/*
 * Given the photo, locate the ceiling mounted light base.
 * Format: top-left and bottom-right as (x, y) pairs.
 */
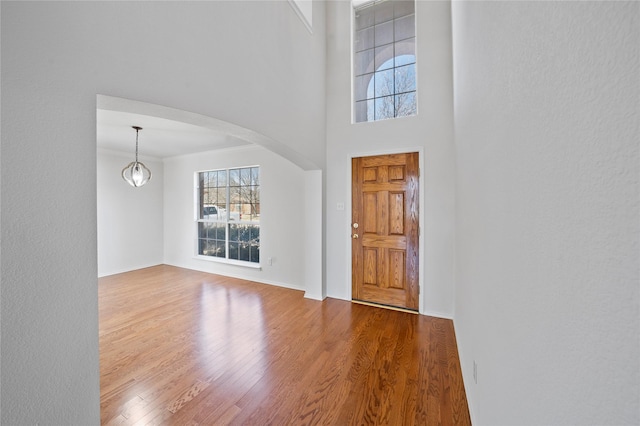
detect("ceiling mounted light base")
(122, 126), (152, 187)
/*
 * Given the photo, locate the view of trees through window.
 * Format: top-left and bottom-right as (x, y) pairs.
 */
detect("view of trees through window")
(354, 0), (417, 122)
(196, 166), (260, 263)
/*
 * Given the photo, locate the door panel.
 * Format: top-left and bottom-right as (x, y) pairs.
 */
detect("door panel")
(389, 193), (404, 234)
(352, 152), (419, 311)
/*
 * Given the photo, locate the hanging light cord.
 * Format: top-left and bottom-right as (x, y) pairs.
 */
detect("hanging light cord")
(134, 127), (140, 163)
(132, 125), (143, 163)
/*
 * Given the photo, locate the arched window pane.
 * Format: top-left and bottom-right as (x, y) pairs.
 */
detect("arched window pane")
(355, 5), (374, 30)
(374, 20), (394, 46)
(354, 0), (417, 123)
(355, 27), (374, 52)
(395, 92), (417, 117)
(355, 49), (375, 75)
(374, 0), (394, 24)
(394, 14), (415, 41)
(394, 51), (416, 67)
(355, 73), (374, 101)
(394, 0), (414, 18)
(374, 69), (394, 98)
(375, 45), (395, 70)
(395, 64), (416, 93)
(375, 95), (395, 120)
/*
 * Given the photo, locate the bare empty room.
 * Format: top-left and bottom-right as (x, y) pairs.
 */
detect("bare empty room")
(2, 0), (638, 425)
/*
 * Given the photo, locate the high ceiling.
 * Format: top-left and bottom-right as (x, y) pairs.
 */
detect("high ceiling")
(96, 109), (252, 159)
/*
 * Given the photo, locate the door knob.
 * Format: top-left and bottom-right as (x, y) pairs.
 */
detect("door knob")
(352, 233), (359, 239)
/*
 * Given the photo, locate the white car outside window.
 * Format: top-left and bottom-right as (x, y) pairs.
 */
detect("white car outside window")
(203, 205), (240, 221)
(203, 205), (225, 221)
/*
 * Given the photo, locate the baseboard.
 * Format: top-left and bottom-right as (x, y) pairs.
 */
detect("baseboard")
(453, 319), (477, 425)
(98, 263), (163, 278)
(304, 291), (326, 301)
(163, 262), (305, 293)
(421, 309), (454, 320)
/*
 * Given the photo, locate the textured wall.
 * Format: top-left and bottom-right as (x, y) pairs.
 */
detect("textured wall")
(452, 1), (639, 423)
(97, 150), (164, 277)
(0, 1), (326, 423)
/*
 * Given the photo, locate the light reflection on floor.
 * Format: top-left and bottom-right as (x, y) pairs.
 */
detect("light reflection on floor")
(197, 282), (267, 381)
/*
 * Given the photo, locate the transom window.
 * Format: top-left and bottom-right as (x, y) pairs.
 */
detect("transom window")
(354, 0), (417, 122)
(196, 166), (260, 264)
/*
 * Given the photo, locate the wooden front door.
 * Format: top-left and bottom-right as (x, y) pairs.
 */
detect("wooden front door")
(352, 152), (419, 311)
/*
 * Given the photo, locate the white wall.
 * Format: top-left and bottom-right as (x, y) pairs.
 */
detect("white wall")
(452, 1), (639, 424)
(0, 1), (326, 424)
(97, 149), (164, 277)
(325, 1), (456, 317)
(163, 145), (306, 290)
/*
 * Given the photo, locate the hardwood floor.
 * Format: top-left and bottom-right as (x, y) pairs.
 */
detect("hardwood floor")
(100, 265), (471, 425)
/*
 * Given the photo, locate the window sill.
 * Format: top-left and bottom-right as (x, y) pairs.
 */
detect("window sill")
(194, 255), (262, 270)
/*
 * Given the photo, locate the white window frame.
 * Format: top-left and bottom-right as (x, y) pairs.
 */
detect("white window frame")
(352, 0), (418, 123)
(194, 166), (261, 268)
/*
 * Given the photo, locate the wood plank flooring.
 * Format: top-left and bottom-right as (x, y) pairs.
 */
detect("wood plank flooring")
(100, 265), (471, 425)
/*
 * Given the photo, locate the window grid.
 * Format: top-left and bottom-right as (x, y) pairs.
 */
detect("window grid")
(196, 167), (260, 264)
(354, 0), (417, 123)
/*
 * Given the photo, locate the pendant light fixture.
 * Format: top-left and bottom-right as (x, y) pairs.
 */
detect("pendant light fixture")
(122, 126), (152, 187)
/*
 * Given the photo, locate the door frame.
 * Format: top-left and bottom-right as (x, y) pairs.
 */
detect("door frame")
(346, 147), (425, 315)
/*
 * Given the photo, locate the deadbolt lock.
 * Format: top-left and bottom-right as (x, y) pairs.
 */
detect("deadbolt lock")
(353, 223), (359, 229)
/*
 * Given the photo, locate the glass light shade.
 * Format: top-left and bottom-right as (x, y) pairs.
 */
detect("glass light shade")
(122, 161), (152, 187)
